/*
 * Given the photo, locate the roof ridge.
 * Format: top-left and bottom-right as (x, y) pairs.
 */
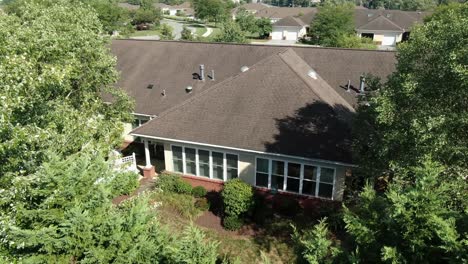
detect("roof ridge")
(358, 14), (404, 31)
(277, 49), (355, 112)
(132, 49), (290, 130)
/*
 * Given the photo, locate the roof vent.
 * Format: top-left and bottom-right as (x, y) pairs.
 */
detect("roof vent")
(386, 13), (391, 18)
(367, 13), (373, 17)
(240, 66), (249, 72)
(186, 86), (193, 93)
(147, 84), (154, 89)
(307, 70), (318, 80)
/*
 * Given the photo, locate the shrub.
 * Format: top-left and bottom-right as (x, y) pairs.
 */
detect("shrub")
(192, 186), (207, 198)
(221, 178), (253, 217)
(156, 173), (192, 194)
(223, 215), (243, 231)
(194, 197), (210, 211)
(110, 172), (139, 196)
(152, 192), (200, 218)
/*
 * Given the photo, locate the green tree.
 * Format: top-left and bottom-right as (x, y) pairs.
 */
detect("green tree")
(353, 3), (468, 179)
(192, 0), (227, 23)
(235, 8), (258, 33)
(214, 20), (247, 43)
(256, 17), (273, 38)
(181, 25), (194, 40)
(160, 23), (174, 40)
(131, 6), (162, 25)
(309, 3), (355, 47)
(0, 0), (133, 183)
(82, 0), (131, 34)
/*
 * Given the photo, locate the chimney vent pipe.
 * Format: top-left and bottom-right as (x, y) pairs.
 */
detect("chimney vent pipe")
(199, 64), (205, 81)
(359, 75), (365, 93)
(211, 70), (215, 81)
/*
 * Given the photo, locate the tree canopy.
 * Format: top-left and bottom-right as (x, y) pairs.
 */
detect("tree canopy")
(192, 0), (228, 23)
(214, 20), (247, 43)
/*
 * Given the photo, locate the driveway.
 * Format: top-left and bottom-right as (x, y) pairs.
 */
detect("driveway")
(161, 19), (196, 40)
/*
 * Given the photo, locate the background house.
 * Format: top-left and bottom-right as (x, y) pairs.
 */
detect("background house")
(110, 40), (396, 201)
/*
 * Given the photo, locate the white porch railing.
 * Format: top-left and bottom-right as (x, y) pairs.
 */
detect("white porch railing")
(114, 152), (138, 173)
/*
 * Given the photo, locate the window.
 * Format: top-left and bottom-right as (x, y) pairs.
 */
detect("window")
(185, 148), (196, 175)
(286, 163), (300, 193)
(318, 168), (334, 198)
(212, 152), (224, 180)
(172, 146), (183, 173)
(198, 150), (210, 177)
(255, 157), (336, 199)
(256, 158), (269, 187)
(271, 160), (284, 191)
(302, 165), (317, 195)
(226, 154), (238, 180)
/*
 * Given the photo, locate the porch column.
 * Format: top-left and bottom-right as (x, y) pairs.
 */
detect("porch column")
(144, 139), (151, 168)
(142, 139), (155, 178)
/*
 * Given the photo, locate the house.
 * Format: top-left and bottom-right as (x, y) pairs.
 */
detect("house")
(117, 2), (140, 11)
(270, 11), (316, 41)
(270, 8), (430, 45)
(354, 9), (430, 46)
(231, 3), (271, 19)
(111, 40), (396, 201)
(155, 2), (195, 18)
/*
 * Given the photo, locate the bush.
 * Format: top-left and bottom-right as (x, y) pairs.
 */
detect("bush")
(110, 172), (139, 196)
(223, 215), (243, 231)
(152, 192), (200, 218)
(156, 173), (193, 194)
(192, 186), (207, 198)
(194, 197), (210, 211)
(221, 178), (253, 217)
(274, 196), (300, 217)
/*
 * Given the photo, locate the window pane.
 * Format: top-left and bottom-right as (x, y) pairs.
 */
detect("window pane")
(320, 168), (334, 184)
(257, 158), (269, 173)
(302, 180), (316, 195)
(199, 163), (209, 177)
(288, 163), (300, 178)
(212, 165), (223, 180)
(226, 154), (237, 168)
(186, 161), (196, 175)
(272, 160), (284, 175)
(227, 168), (238, 180)
(286, 178), (300, 193)
(271, 175), (284, 191)
(172, 146), (182, 160)
(185, 148), (196, 162)
(212, 152), (223, 166)
(198, 150), (209, 163)
(256, 172), (268, 187)
(318, 183), (333, 198)
(173, 159), (183, 173)
(304, 165), (317, 180)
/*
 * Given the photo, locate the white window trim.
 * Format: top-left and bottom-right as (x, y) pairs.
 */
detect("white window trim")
(254, 156), (336, 200)
(170, 144), (239, 182)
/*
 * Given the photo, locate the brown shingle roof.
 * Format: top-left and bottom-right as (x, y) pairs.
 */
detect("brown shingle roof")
(354, 9), (431, 31)
(110, 40), (396, 116)
(118, 3), (140, 10)
(132, 49), (356, 162)
(255, 7), (317, 20)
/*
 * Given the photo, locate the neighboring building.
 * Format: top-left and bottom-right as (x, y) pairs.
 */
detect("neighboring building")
(155, 2), (195, 18)
(110, 40), (396, 201)
(270, 8), (430, 45)
(117, 2), (140, 11)
(231, 3), (271, 19)
(354, 9), (430, 46)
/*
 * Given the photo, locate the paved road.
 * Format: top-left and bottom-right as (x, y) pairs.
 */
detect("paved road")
(130, 19), (201, 40)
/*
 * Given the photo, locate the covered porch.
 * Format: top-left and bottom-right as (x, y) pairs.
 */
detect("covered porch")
(120, 139), (166, 177)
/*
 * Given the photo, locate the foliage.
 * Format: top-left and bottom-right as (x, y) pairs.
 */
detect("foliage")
(192, 185), (208, 197)
(292, 219), (343, 264)
(223, 215), (244, 231)
(192, 0), (227, 22)
(363, 0), (443, 10)
(0, 152), (172, 262)
(255, 17), (273, 38)
(0, 0), (133, 184)
(83, 0), (132, 34)
(353, 3), (468, 180)
(195, 197), (210, 211)
(152, 191), (201, 218)
(131, 6), (162, 25)
(160, 23), (174, 40)
(109, 171), (139, 196)
(308, 3), (355, 47)
(343, 160), (468, 263)
(235, 8), (258, 33)
(156, 172), (192, 194)
(274, 196), (301, 217)
(170, 225), (220, 263)
(336, 34), (377, 49)
(214, 20), (247, 43)
(221, 178), (253, 217)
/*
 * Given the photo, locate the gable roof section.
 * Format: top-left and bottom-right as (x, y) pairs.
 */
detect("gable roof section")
(354, 9), (431, 31)
(357, 15), (404, 31)
(132, 49), (355, 163)
(274, 15), (307, 27)
(111, 40), (396, 116)
(255, 7), (316, 20)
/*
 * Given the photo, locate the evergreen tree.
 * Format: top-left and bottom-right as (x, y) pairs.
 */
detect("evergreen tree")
(181, 26), (194, 40)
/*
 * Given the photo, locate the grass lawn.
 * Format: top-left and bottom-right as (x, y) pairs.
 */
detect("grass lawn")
(129, 29), (161, 37)
(186, 23), (207, 37)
